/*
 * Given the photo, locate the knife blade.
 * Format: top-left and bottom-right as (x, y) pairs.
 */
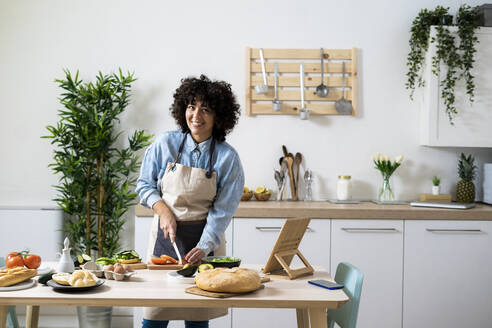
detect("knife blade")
(172, 241), (182, 265)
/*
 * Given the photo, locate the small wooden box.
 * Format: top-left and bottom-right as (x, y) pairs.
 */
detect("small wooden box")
(419, 194), (452, 202)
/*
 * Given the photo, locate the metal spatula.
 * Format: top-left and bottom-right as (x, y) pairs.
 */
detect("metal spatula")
(335, 62), (353, 115)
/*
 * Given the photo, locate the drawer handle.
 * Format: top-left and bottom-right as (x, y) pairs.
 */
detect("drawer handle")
(255, 227), (315, 232)
(341, 228), (399, 232)
(426, 228), (483, 233)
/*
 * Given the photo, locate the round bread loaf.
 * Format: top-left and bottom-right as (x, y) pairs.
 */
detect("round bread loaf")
(194, 267), (261, 293)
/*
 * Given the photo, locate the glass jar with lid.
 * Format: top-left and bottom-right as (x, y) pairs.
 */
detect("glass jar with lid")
(337, 175), (352, 200)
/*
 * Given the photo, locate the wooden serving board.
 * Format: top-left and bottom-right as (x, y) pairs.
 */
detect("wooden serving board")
(125, 262), (147, 270)
(147, 263), (183, 270)
(185, 284), (265, 298)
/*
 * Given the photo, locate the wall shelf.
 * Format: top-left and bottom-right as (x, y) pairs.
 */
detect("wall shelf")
(245, 47), (358, 116)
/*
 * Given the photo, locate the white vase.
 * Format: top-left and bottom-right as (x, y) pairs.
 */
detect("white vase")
(432, 185), (440, 195)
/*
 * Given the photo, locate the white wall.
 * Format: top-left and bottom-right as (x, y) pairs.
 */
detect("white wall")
(1, 0), (491, 208)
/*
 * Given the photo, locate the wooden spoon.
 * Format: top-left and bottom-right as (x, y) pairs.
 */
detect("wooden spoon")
(283, 156), (297, 200)
(294, 153), (303, 199)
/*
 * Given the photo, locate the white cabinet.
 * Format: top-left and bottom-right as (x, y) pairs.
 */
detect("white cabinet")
(403, 220), (492, 328)
(331, 220), (403, 328)
(232, 218), (330, 328)
(420, 26), (492, 147)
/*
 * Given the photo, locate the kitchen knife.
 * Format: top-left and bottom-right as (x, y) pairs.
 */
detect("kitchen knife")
(172, 241), (182, 265)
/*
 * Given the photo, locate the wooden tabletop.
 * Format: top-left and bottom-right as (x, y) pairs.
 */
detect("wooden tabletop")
(136, 202), (492, 220)
(0, 264), (347, 310)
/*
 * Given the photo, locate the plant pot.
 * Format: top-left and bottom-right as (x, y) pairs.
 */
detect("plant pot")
(432, 185), (440, 195)
(77, 306), (112, 328)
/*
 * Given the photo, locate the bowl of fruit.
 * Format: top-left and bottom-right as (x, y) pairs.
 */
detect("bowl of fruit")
(241, 187), (253, 201)
(254, 186), (271, 201)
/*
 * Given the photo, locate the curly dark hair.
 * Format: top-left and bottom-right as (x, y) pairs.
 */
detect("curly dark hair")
(170, 74), (241, 142)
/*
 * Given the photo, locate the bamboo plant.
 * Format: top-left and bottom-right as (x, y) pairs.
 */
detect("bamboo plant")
(43, 69), (152, 257)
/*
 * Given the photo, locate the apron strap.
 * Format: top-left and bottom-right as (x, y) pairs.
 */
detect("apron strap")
(171, 133), (216, 179)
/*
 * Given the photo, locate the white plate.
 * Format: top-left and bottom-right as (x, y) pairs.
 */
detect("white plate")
(167, 270), (195, 283)
(0, 279), (36, 292)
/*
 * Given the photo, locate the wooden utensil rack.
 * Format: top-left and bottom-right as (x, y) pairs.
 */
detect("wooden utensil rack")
(245, 47), (358, 116)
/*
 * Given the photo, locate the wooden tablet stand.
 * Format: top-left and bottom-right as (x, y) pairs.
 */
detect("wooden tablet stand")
(262, 217), (314, 280)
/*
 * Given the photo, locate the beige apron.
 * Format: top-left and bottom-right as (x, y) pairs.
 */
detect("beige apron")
(144, 136), (227, 321)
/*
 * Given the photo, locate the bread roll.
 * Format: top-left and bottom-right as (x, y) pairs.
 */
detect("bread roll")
(194, 267), (261, 293)
(68, 271), (97, 287)
(0, 267), (37, 287)
(52, 273), (72, 286)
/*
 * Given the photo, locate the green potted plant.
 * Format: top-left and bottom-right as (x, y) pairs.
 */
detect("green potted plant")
(406, 5), (480, 124)
(432, 176), (441, 195)
(44, 69), (152, 258)
(43, 69), (152, 327)
(456, 153), (477, 203)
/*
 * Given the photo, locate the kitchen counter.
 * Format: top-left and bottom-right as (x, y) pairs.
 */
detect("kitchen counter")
(135, 201), (492, 220)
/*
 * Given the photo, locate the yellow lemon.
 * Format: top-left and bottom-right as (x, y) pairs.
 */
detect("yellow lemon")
(244, 187), (250, 192)
(255, 186), (266, 194)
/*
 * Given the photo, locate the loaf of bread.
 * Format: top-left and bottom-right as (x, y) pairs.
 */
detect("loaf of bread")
(68, 271), (97, 287)
(0, 267), (37, 287)
(194, 267), (261, 293)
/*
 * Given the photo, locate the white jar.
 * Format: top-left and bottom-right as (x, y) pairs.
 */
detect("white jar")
(337, 176), (352, 200)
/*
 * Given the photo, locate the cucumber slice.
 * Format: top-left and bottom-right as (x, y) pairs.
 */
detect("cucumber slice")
(82, 254), (92, 261)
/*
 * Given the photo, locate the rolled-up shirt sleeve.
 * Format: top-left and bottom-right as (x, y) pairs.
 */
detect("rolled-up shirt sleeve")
(136, 141), (162, 209)
(196, 151), (244, 255)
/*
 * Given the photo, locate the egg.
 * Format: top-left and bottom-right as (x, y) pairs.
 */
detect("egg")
(113, 264), (125, 274)
(123, 264), (133, 272)
(104, 265), (114, 271)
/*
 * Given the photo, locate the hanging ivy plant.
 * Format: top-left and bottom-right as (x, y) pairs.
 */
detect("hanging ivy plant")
(457, 5), (480, 103)
(406, 5), (480, 125)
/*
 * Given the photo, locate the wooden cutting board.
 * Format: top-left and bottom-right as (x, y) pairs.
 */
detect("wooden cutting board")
(126, 262), (147, 270)
(185, 284), (265, 298)
(147, 263), (183, 270)
(185, 277), (270, 298)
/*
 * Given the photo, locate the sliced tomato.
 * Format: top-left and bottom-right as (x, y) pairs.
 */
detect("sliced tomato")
(24, 254), (41, 269)
(151, 257), (170, 265)
(159, 255), (178, 264)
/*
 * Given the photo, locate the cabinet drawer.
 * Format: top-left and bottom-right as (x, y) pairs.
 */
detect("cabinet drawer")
(331, 220), (403, 328)
(232, 218), (330, 328)
(404, 220), (492, 328)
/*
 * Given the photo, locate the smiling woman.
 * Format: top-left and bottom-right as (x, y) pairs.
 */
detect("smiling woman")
(136, 74), (244, 328)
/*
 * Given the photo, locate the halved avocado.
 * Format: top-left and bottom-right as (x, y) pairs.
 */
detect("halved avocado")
(198, 263), (214, 272)
(176, 264), (198, 277)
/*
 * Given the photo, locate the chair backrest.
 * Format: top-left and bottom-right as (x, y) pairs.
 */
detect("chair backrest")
(326, 262), (364, 328)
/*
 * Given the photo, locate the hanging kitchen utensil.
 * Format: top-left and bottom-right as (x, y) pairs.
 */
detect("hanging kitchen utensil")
(334, 62), (353, 115)
(273, 62), (281, 111)
(254, 48), (269, 94)
(299, 63), (309, 120)
(315, 48), (329, 98)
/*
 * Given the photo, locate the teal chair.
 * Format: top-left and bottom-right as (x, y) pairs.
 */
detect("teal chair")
(326, 262), (364, 328)
(0, 257), (20, 328)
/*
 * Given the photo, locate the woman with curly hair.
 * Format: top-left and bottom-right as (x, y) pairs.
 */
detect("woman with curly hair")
(136, 75), (244, 328)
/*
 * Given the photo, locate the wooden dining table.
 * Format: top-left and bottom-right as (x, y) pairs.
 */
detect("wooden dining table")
(0, 264), (348, 328)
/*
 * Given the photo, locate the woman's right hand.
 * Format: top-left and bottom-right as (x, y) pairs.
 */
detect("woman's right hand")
(153, 200), (177, 243)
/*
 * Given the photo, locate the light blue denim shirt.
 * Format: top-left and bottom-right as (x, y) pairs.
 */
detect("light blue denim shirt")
(136, 130), (245, 255)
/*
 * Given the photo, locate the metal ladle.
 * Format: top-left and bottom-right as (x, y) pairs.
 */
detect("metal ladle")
(316, 48), (329, 97)
(334, 62), (353, 115)
(254, 48), (269, 94)
(272, 62), (281, 111)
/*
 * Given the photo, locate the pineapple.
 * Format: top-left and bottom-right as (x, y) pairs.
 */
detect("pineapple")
(456, 153), (477, 203)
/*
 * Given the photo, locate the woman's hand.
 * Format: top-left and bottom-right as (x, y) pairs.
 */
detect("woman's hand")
(153, 200), (177, 243)
(185, 248), (205, 265)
